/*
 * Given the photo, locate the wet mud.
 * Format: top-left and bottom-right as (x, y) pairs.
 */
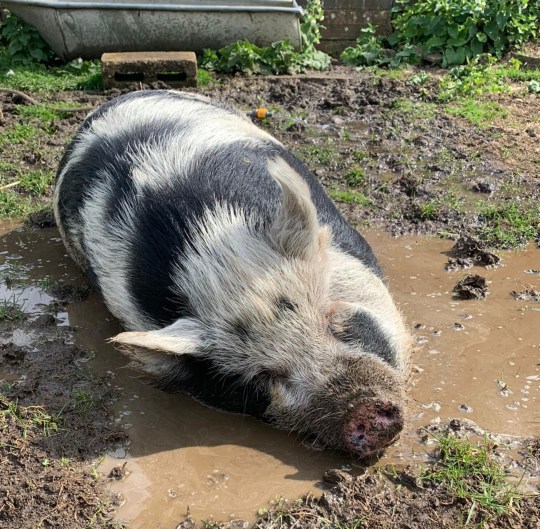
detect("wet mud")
(0, 222), (538, 528)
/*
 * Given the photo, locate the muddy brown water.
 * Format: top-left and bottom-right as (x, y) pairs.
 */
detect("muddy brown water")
(0, 222), (538, 528)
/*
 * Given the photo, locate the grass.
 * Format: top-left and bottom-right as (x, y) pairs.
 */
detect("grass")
(478, 201), (540, 248)
(422, 433), (526, 523)
(0, 295), (26, 322)
(197, 68), (217, 87)
(0, 123), (40, 148)
(0, 50), (102, 92)
(329, 189), (372, 207)
(73, 389), (99, 414)
(19, 169), (54, 196)
(392, 98), (438, 120)
(343, 167), (367, 187)
(300, 145), (335, 166)
(445, 99), (508, 128)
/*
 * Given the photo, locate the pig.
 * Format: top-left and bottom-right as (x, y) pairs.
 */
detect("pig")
(54, 90), (411, 456)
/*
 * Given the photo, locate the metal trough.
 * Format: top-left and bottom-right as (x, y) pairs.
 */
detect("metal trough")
(1, 0), (304, 60)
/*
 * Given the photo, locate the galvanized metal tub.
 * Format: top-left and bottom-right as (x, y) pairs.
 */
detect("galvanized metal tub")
(1, 0), (304, 60)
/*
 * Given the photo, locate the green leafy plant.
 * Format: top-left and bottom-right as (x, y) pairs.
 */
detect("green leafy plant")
(341, 24), (420, 68)
(200, 0), (330, 75)
(390, 0), (540, 67)
(528, 79), (540, 93)
(0, 14), (53, 64)
(438, 56), (510, 101)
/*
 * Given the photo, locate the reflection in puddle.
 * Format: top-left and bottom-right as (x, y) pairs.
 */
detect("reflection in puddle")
(0, 223), (538, 528)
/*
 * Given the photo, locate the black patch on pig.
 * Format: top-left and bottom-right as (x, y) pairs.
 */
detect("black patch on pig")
(334, 311), (398, 368)
(276, 297), (298, 312)
(232, 320), (251, 342)
(158, 356), (271, 418)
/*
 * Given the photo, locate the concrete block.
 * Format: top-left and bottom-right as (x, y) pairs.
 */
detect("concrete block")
(102, 51), (197, 89)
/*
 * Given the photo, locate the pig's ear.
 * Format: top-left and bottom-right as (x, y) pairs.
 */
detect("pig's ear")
(109, 318), (205, 377)
(267, 157), (327, 260)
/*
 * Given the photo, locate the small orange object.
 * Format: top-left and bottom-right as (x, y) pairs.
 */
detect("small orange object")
(247, 108), (273, 120)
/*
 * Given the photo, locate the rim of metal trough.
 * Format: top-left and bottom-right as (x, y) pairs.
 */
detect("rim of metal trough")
(2, 0), (304, 13)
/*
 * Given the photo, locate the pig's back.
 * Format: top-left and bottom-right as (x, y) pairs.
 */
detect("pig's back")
(54, 91), (382, 328)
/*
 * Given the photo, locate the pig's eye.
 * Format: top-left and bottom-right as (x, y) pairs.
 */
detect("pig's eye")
(276, 297), (298, 313)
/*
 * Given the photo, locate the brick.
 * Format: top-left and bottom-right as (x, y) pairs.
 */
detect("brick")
(101, 51), (197, 89)
(322, 10), (391, 39)
(317, 39), (358, 56)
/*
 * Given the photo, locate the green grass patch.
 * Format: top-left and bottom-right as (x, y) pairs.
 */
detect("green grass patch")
(344, 167), (367, 187)
(0, 190), (42, 219)
(329, 189), (372, 207)
(478, 201), (540, 248)
(0, 51), (102, 92)
(299, 145), (334, 166)
(0, 123), (39, 148)
(422, 433), (525, 523)
(16, 104), (63, 121)
(446, 99), (508, 127)
(197, 68), (217, 87)
(392, 98), (437, 120)
(18, 169), (54, 196)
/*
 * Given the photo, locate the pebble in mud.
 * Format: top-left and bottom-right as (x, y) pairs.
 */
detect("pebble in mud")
(458, 404), (473, 413)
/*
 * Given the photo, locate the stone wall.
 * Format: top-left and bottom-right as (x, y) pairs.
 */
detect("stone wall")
(298, 0), (393, 55)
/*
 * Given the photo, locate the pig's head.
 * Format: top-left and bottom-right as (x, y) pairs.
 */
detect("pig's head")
(111, 157), (411, 457)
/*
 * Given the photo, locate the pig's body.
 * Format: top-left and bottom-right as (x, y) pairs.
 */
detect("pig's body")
(55, 91), (411, 455)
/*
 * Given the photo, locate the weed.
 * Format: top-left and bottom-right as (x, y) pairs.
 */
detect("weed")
(0, 14), (53, 64)
(344, 167), (366, 187)
(446, 99), (508, 127)
(422, 432), (526, 521)
(73, 389), (99, 414)
(409, 71), (431, 86)
(329, 189), (372, 207)
(528, 79), (540, 93)
(0, 295), (26, 322)
(197, 68), (216, 87)
(417, 200), (439, 220)
(351, 150), (367, 162)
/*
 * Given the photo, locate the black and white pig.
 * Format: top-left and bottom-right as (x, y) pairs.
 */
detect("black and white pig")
(54, 90), (411, 456)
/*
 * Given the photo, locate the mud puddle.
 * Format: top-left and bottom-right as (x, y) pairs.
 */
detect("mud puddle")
(0, 223), (538, 528)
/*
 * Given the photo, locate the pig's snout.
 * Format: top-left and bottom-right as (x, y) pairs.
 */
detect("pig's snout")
(344, 398), (403, 456)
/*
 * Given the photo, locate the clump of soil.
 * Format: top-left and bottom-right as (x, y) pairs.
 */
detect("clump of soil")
(453, 274), (489, 299)
(511, 288), (540, 302)
(445, 236), (501, 271)
(46, 282), (91, 303)
(26, 208), (57, 229)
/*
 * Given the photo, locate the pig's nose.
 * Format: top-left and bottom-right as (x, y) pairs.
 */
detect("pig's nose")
(344, 398), (403, 455)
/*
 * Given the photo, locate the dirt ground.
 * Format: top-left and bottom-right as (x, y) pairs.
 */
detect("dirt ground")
(0, 66), (539, 528)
